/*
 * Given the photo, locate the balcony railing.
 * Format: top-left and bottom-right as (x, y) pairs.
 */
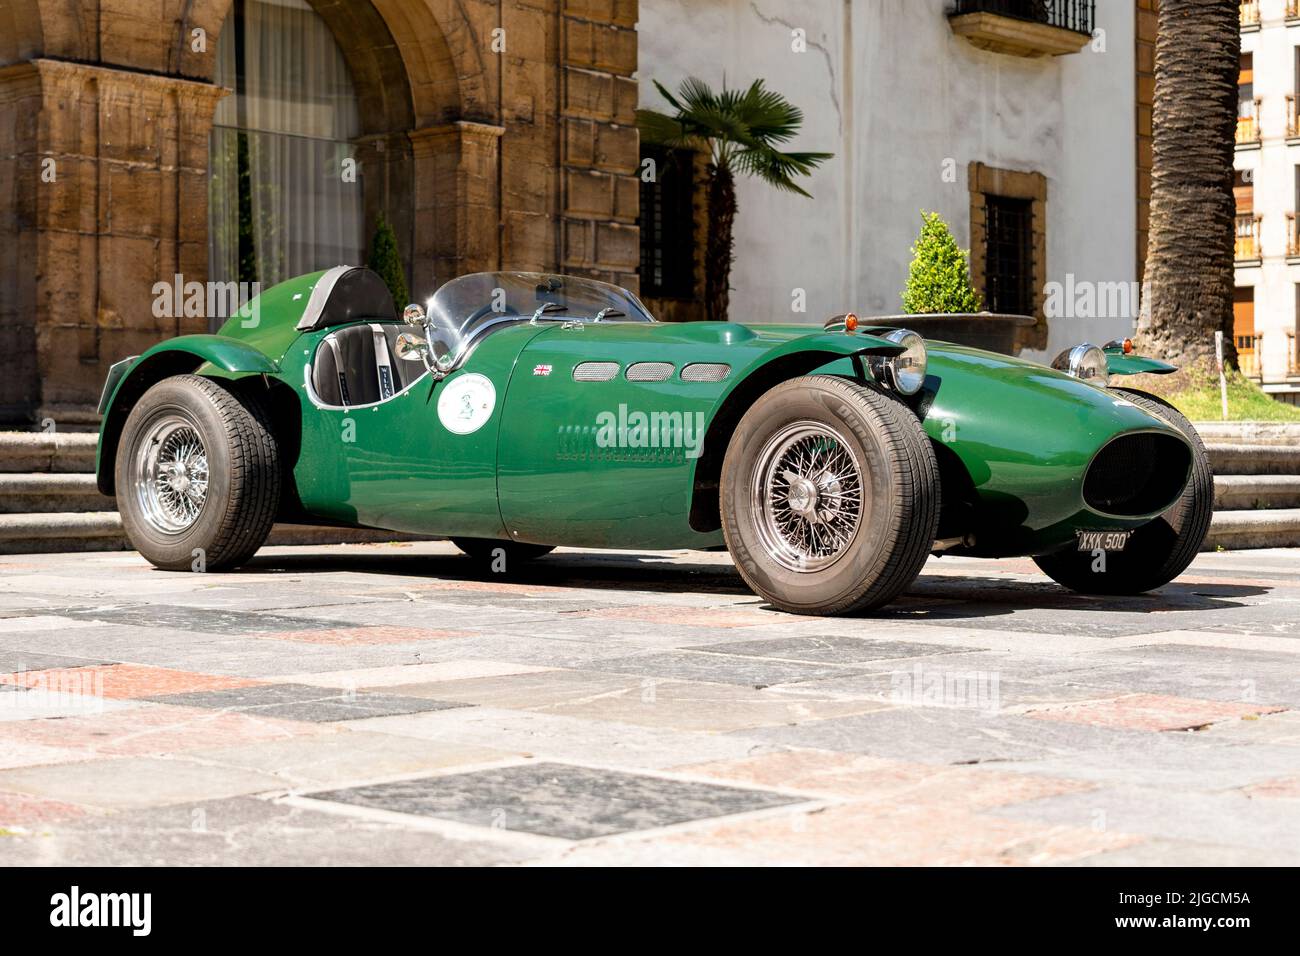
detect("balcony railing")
(951, 1), (1096, 37)
(1237, 333), (1262, 378)
(1288, 213), (1300, 257)
(1290, 0), (1300, 21)
(1241, 1), (1261, 28)
(1289, 95), (1300, 138)
(1237, 99), (1262, 145)
(1236, 213), (1262, 260)
(1290, 332), (1299, 377)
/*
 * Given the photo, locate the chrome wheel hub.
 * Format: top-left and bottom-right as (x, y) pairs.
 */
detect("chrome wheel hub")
(133, 415), (209, 535)
(751, 421), (865, 573)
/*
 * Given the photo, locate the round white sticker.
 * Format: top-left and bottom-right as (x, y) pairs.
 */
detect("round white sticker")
(437, 373), (496, 435)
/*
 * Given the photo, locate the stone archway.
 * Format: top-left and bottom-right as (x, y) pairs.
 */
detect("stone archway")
(191, 0), (496, 296)
(0, 0), (44, 66)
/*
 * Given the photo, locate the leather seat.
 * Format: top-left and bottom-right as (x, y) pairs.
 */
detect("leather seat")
(311, 323), (410, 406)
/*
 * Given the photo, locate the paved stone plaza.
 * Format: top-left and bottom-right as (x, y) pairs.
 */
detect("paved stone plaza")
(0, 542), (1297, 866)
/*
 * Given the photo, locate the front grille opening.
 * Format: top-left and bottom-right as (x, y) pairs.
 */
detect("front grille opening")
(1083, 433), (1192, 516)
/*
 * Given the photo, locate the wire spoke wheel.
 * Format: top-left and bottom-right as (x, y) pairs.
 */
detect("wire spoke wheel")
(750, 420), (865, 572)
(133, 414), (210, 535)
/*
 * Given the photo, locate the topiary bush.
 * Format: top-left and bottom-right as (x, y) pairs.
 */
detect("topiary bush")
(901, 211), (982, 314)
(367, 213), (409, 308)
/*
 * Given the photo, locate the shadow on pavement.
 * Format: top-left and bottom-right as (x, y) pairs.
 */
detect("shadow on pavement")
(234, 550), (1272, 618)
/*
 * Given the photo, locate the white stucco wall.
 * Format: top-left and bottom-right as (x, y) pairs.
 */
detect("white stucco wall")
(637, 0), (1137, 358)
(1236, 0), (1298, 386)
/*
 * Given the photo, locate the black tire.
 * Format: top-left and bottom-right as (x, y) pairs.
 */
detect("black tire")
(721, 375), (940, 615)
(1033, 388), (1212, 595)
(452, 538), (555, 567)
(116, 374), (280, 571)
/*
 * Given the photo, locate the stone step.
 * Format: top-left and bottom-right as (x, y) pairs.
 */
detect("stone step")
(1193, 422), (1300, 446)
(1214, 474), (1300, 511)
(0, 473), (115, 513)
(0, 512), (435, 555)
(0, 431), (98, 473)
(1205, 508), (1300, 551)
(1206, 443), (1300, 476)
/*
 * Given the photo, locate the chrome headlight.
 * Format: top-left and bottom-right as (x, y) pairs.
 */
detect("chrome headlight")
(868, 329), (928, 396)
(1051, 343), (1109, 387)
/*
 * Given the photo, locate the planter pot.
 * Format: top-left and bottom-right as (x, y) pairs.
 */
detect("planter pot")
(869, 313), (1035, 356)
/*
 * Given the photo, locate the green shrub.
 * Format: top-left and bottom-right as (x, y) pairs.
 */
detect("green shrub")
(367, 213), (409, 308)
(901, 211), (982, 314)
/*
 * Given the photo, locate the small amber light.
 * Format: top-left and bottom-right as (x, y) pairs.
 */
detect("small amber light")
(845, 313), (859, 333)
(1123, 337), (1134, 354)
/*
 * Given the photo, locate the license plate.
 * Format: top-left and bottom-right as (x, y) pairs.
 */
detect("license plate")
(1077, 530), (1131, 552)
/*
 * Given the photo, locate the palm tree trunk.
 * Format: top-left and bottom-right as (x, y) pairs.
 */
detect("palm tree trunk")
(706, 163), (737, 323)
(1140, 0), (1239, 367)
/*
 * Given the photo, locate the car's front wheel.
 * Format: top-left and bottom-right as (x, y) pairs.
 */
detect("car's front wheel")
(116, 374), (280, 571)
(1033, 388), (1212, 595)
(720, 375), (939, 615)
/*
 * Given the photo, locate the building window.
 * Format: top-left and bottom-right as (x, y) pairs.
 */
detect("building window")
(967, 162), (1047, 347)
(638, 145), (697, 301)
(1293, 286), (1300, 378)
(1235, 286), (1259, 379)
(1235, 170), (1261, 262)
(1237, 53), (1261, 146)
(983, 196), (1034, 316)
(209, 0), (365, 299)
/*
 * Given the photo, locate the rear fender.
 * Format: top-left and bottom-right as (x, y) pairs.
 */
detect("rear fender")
(95, 336), (279, 495)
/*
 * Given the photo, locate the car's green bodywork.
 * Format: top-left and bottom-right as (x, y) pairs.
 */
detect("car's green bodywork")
(97, 268), (1191, 560)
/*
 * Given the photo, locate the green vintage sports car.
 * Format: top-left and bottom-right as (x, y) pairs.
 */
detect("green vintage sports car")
(96, 267), (1211, 615)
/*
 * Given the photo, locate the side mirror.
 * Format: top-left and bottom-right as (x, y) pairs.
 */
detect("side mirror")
(402, 303), (426, 327)
(394, 331), (429, 362)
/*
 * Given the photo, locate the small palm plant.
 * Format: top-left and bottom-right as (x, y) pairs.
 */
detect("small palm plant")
(638, 78), (831, 322)
(901, 212), (983, 314)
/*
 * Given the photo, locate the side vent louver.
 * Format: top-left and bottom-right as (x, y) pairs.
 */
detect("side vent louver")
(681, 363), (731, 383)
(626, 362), (674, 382)
(573, 361), (619, 382)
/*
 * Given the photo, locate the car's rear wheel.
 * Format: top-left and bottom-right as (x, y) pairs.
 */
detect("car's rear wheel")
(116, 374), (280, 571)
(452, 538), (555, 567)
(1033, 388), (1212, 595)
(721, 375), (939, 615)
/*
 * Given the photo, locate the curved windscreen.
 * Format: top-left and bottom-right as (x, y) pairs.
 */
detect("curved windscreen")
(424, 272), (655, 362)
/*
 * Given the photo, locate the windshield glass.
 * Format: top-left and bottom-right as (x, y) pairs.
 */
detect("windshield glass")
(424, 272), (655, 363)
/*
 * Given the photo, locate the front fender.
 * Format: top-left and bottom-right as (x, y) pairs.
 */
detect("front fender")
(757, 330), (906, 365)
(684, 330), (906, 533)
(1106, 352), (1177, 376)
(95, 335), (280, 495)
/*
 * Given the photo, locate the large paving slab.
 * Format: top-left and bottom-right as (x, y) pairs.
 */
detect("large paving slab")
(0, 541), (1297, 865)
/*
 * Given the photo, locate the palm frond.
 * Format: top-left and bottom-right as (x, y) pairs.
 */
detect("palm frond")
(645, 75), (832, 197)
(733, 147), (832, 197)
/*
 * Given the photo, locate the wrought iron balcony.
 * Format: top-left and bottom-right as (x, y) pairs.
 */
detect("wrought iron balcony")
(1241, 1), (1261, 30)
(949, 1), (1095, 57)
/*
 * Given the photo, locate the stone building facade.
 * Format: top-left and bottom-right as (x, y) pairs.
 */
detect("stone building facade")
(0, 0), (640, 425)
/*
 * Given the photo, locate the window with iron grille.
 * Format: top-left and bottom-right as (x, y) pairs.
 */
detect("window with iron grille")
(639, 146), (697, 300)
(984, 195), (1034, 315)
